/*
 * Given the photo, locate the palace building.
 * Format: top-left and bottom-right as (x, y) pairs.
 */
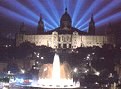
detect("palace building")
(16, 8), (115, 49)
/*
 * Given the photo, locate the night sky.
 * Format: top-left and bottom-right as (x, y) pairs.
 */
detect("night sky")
(0, 0), (121, 38)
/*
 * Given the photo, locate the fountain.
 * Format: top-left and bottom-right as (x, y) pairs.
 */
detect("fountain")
(52, 53), (60, 83)
(37, 53), (80, 88)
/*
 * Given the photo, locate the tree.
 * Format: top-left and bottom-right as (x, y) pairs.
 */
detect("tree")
(6, 63), (20, 73)
(15, 41), (35, 59)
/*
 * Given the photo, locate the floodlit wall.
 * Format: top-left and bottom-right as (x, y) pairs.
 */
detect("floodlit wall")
(16, 31), (115, 49)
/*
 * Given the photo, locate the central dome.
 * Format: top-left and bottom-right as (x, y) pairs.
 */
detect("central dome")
(60, 8), (72, 28)
(61, 8), (71, 22)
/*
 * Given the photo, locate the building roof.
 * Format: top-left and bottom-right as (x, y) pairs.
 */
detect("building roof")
(44, 27), (87, 35)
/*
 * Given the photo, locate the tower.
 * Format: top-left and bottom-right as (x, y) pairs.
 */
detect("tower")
(60, 8), (72, 30)
(88, 14), (95, 35)
(37, 15), (44, 34)
(19, 22), (25, 34)
(106, 23), (114, 35)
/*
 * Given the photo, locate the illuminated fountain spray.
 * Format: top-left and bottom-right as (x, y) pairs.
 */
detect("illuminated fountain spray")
(52, 53), (60, 83)
(37, 53), (80, 88)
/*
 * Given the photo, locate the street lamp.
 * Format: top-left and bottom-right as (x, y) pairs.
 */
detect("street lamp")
(95, 71), (100, 76)
(74, 68), (78, 73)
(84, 69), (89, 73)
(36, 61), (39, 64)
(37, 53), (40, 58)
(21, 69), (25, 74)
(41, 56), (44, 60)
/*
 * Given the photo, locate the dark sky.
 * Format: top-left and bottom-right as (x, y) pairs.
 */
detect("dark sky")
(0, 0), (121, 38)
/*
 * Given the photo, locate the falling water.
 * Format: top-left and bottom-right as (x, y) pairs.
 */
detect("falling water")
(52, 53), (60, 82)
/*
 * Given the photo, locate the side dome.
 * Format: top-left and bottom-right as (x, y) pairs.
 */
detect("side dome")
(60, 8), (72, 28)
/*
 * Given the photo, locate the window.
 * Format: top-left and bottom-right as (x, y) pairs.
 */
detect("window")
(63, 44), (67, 48)
(69, 44), (71, 48)
(58, 37), (60, 41)
(58, 44), (61, 48)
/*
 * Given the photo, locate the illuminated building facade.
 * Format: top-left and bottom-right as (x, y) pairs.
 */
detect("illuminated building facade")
(16, 8), (115, 49)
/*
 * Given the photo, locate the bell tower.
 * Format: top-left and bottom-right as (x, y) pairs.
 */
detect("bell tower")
(19, 22), (25, 34)
(37, 15), (44, 34)
(88, 14), (95, 35)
